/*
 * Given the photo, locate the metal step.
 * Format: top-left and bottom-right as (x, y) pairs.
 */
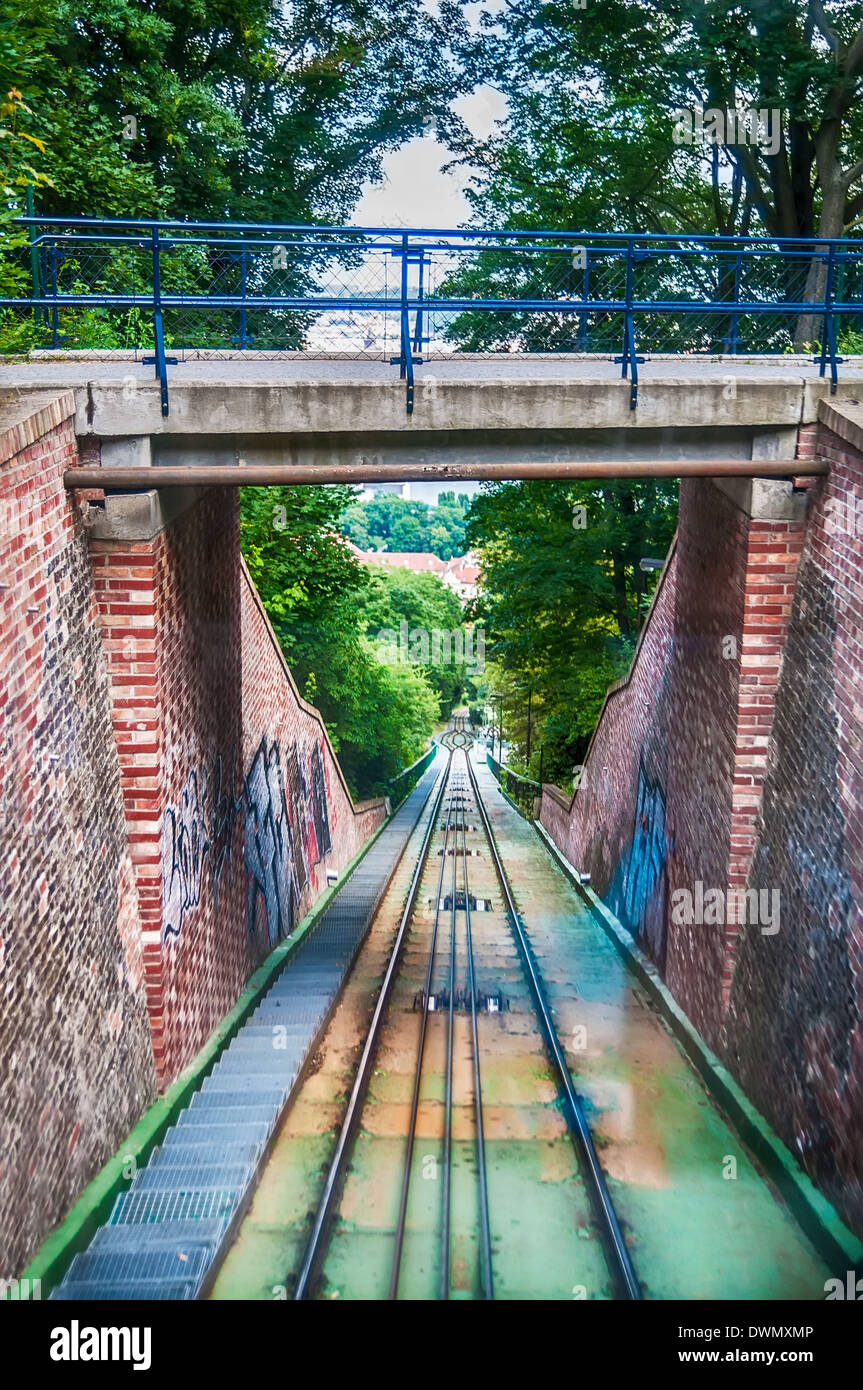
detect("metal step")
(51, 1279), (196, 1300)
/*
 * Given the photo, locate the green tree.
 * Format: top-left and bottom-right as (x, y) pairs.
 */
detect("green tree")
(240, 485), (439, 798)
(340, 491), (469, 558)
(465, 478), (677, 784)
(3, 0), (465, 223)
(356, 566), (468, 716)
(455, 0), (863, 242)
(448, 1), (863, 346)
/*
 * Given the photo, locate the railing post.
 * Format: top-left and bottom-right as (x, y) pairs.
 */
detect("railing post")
(239, 245), (248, 350)
(413, 247), (426, 353)
(817, 242), (842, 394)
(577, 248), (591, 351)
(149, 225), (171, 417)
(400, 232), (414, 413)
(726, 249), (743, 355)
(615, 237), (641, 409)
(49, 238), (59, 348)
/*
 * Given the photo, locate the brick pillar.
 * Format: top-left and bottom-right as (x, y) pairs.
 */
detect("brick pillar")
(89, 535), (164, 1062)
(723, 515), (805, 1005)
(89, 485), (246, 1087)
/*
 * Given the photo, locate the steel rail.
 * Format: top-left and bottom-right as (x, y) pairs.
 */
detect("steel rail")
(292, 753), (450, 1301)
(63, 459), (825, 492)
(459, 732), (495, 1300)
(388, 755), (458, 1299)
(464, 751), (642, 1301)
(439, 767), (461, 1300)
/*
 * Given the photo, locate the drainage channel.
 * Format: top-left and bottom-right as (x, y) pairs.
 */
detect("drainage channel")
(50, 752), (444, 1301)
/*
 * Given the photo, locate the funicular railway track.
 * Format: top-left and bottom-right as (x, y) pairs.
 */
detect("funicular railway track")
(293, 715), (641, 1301)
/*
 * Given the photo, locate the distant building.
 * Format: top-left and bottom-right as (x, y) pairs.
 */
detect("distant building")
(345, 540), (481, 602)
(356, 481), (412, 500)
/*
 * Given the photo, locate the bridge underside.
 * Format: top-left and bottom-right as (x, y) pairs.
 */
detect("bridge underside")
(3, 355), (860, 488)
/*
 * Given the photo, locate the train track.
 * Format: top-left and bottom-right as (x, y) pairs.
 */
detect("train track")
(293, 715), (640, 1300)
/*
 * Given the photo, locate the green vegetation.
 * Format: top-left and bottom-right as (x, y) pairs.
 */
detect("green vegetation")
(241, 486), (464, 799)
(464, 479), (678, 787)
(451, 2), (863, 243)
(341, 491), (471, 560)
(0, 0), (464, 351)
(355, 566), (468, 717)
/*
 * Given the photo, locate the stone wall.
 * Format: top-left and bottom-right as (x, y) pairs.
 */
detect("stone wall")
(1, 400), (388, 1270)
(724, 407), (863, 1236)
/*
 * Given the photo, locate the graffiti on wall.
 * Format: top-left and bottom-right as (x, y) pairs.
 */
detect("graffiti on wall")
(162, 755), (240, 938)
(620, 758), (668, 968)
(161, 737), (332, 945)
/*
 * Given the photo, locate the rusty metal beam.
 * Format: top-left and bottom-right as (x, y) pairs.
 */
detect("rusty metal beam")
(64, 458), (827, 489)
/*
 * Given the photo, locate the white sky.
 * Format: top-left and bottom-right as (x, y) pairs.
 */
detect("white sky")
(352, 87), (507, 230)
(351, 85), (507, 504)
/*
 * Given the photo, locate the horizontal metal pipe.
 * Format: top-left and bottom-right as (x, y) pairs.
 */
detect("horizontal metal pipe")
(64, 458), (826, 490)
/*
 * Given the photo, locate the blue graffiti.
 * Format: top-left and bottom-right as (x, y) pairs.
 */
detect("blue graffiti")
(621, 759), (667, 964)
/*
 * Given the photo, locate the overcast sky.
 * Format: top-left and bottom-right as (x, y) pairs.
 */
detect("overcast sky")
(351, 86), (507, 507)
(353, 87), (507, 230)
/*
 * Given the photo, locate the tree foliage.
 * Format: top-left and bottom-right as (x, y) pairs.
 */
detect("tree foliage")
(465, 478), (678, 785)
(240, 485), (442, 799)
(355, 565), (468, 717)
(452, 1), (863, 241)
(341, 491), (471, 559)
(2, 0), (465, 222)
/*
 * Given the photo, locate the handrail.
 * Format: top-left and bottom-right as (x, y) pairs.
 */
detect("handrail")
(487, 752), (540, 817)
(3, 216), (862, 415)
(387, 744), (437, 808)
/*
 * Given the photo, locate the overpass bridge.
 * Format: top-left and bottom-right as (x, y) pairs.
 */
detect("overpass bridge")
(2, 216), (863, 489)
(0, 355), (856, 489)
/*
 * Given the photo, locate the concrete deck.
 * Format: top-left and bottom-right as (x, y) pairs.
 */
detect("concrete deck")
(2, 356), (862, 443)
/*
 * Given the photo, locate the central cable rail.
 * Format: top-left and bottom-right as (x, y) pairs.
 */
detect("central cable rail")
(464, 749), (641, 1300)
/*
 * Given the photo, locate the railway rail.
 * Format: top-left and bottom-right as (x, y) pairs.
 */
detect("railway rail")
(293, 714), (641, 1300)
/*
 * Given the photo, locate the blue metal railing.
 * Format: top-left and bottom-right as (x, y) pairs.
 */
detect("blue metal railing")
(2, 215), (862, 415)
(386, 744), (437, 809)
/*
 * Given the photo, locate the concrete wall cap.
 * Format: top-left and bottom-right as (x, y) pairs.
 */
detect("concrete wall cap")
(818, 396), (863, 455)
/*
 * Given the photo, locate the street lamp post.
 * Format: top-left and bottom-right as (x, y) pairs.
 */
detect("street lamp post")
(489, 695), (504, 764)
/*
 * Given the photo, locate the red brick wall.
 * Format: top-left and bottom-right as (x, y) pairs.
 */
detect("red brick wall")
(92, 492), (249, 1085)
(540, 532), (678, 973)
(539, 428), (863, 1235)
(0, 396), (155, 1276)
(91, 492), (387, 1087)
(539, 474), (806, 1050)
(240, 559), (386, 929)
(1, 405), (388, 1268)
(724, 420), (863, 1235)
